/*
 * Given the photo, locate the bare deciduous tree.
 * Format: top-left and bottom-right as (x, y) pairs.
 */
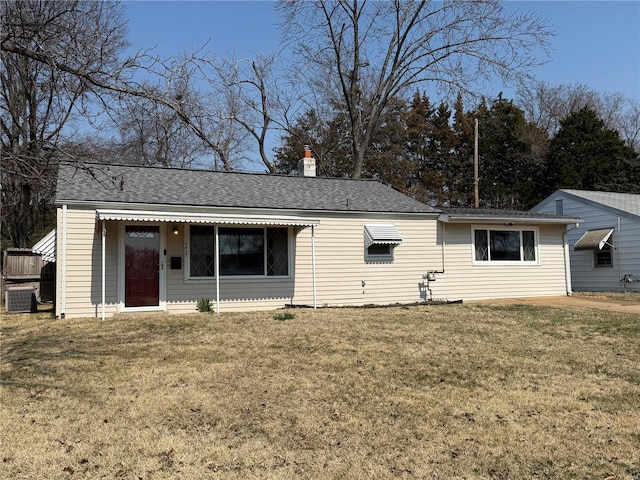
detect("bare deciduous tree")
(517, 81), (640, 152)
(212, 54), (290, 172)
(278, 0), (552, 178)
(1, 0), (128, 246)
(516, 82), (600, 134)
(1, 1), (257, 248)
(115, 96), (209, 169)
(617, 99), (640, 152)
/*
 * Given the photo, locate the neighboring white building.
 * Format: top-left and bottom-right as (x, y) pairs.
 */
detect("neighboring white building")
(53, 159), (580, 319)
(532, 189), (640, 293)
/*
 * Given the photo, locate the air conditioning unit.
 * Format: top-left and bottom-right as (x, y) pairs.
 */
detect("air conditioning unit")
(5, 286), (37, 314)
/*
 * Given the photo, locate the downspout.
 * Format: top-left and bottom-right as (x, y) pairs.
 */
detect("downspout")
(563, 223), (579, 296)
(428, 220), (446, 275)
(440, 221), (446, 273)
(311, 225), (317, 309)
(617, 217), (623, 287)
(425, 220), (446, 301)
(101, 220), (106, 321)
(60, 205), (67, 318)
(215, 226), (220, 313)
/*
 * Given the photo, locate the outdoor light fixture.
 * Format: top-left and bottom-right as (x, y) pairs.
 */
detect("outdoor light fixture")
(172, 226), (179, 235)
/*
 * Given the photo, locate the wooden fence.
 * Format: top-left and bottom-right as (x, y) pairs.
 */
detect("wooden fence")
(2, 249), (55, 304)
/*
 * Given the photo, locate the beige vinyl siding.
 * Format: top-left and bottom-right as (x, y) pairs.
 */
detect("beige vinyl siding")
(56, 208), (119, 318)
(427, 223), (569, 301)
(57, 206), (572, 318)
(291, 214), (440, 307)
(535, 194), (640, 292)
(165, 215), (438, 311)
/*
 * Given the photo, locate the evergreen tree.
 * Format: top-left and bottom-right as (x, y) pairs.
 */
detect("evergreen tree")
(403, 92), (436, 203)
(479, 95), (537, 209)
(546, 107), (640, 194)
(273, 107), (351, 176)
(449, 94), (480, 206)
(366, 97), (415, 192)
(426, 102), (457, 205)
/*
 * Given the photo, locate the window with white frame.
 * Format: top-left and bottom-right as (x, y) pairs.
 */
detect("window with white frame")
(187, 225), (289, 278)
(473, 228), (537, 263)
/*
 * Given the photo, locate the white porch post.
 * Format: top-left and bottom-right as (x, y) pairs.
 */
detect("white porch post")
(60, 205), (67, 318)
(215, 226), (220, 313)
(312, 225), (317, 309)
(101, 220), (106, 321)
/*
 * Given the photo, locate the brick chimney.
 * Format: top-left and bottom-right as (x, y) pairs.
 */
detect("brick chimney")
(297, 145), (316, 177)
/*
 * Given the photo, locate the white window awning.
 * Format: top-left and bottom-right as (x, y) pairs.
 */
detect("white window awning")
(96, 209), (319, 227)
(574, 228), (614, 251)
(364, 224), (403, 248)
(32, 229), (56, 262)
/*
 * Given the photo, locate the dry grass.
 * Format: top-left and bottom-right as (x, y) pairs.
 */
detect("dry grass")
(1, 304), (639, 479)
(574, 291), (640, 302)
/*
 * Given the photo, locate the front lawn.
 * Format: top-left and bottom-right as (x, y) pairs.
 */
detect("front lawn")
(1, 304), (639, 479)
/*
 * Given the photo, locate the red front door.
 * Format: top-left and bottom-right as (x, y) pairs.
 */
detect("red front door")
(125, 225), (160, 307)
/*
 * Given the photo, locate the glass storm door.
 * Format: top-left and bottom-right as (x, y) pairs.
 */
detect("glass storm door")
(124, 225), (160, 307)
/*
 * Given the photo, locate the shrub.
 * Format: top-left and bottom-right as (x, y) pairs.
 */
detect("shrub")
(273, 312), (296, 321)
(196, 298), (213, 313)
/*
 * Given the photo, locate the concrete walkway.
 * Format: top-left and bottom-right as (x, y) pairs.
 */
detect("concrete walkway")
(472, 295), (640, 315)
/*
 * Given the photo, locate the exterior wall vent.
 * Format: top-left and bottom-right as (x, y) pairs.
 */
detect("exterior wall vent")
(5, 286), (37, 314)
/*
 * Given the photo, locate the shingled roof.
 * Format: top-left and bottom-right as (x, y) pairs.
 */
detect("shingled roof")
(55, 163), (439, 214)
(558, 189), (640, 219)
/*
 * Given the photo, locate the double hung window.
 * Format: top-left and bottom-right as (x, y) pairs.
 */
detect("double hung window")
(594, 244), (613, 267)
(187, 226), (289, 278)
(473, 228), (537, 264)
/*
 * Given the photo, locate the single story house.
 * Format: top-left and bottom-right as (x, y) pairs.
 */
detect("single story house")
(532, 189), (640, 292)
(54, 157), (581, 319)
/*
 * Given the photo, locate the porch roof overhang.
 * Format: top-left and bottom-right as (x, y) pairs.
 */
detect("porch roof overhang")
(573, 228), (614, 251)
(95, 209), (320, 227)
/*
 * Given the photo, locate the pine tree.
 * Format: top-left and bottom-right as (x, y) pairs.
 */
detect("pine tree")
(479, 95), (533, 208)
(546, 107), (640, 194)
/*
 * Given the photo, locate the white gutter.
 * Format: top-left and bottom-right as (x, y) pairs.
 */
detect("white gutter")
(101, 220), (106, 321)
(311, 225), (317, 309)
(438, 213), (582, 225)
(215, 226), (220, 313)
(60, 205), (67, 318)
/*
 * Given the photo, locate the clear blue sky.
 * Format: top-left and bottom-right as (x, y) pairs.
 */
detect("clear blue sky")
(124, 0), (640, 101)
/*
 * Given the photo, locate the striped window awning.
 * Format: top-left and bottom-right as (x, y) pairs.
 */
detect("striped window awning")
(364, 224), (403, 248)
(96, 209), (319, 227)
(574, 228), (614, 251)
(32, 229), (56, 262)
